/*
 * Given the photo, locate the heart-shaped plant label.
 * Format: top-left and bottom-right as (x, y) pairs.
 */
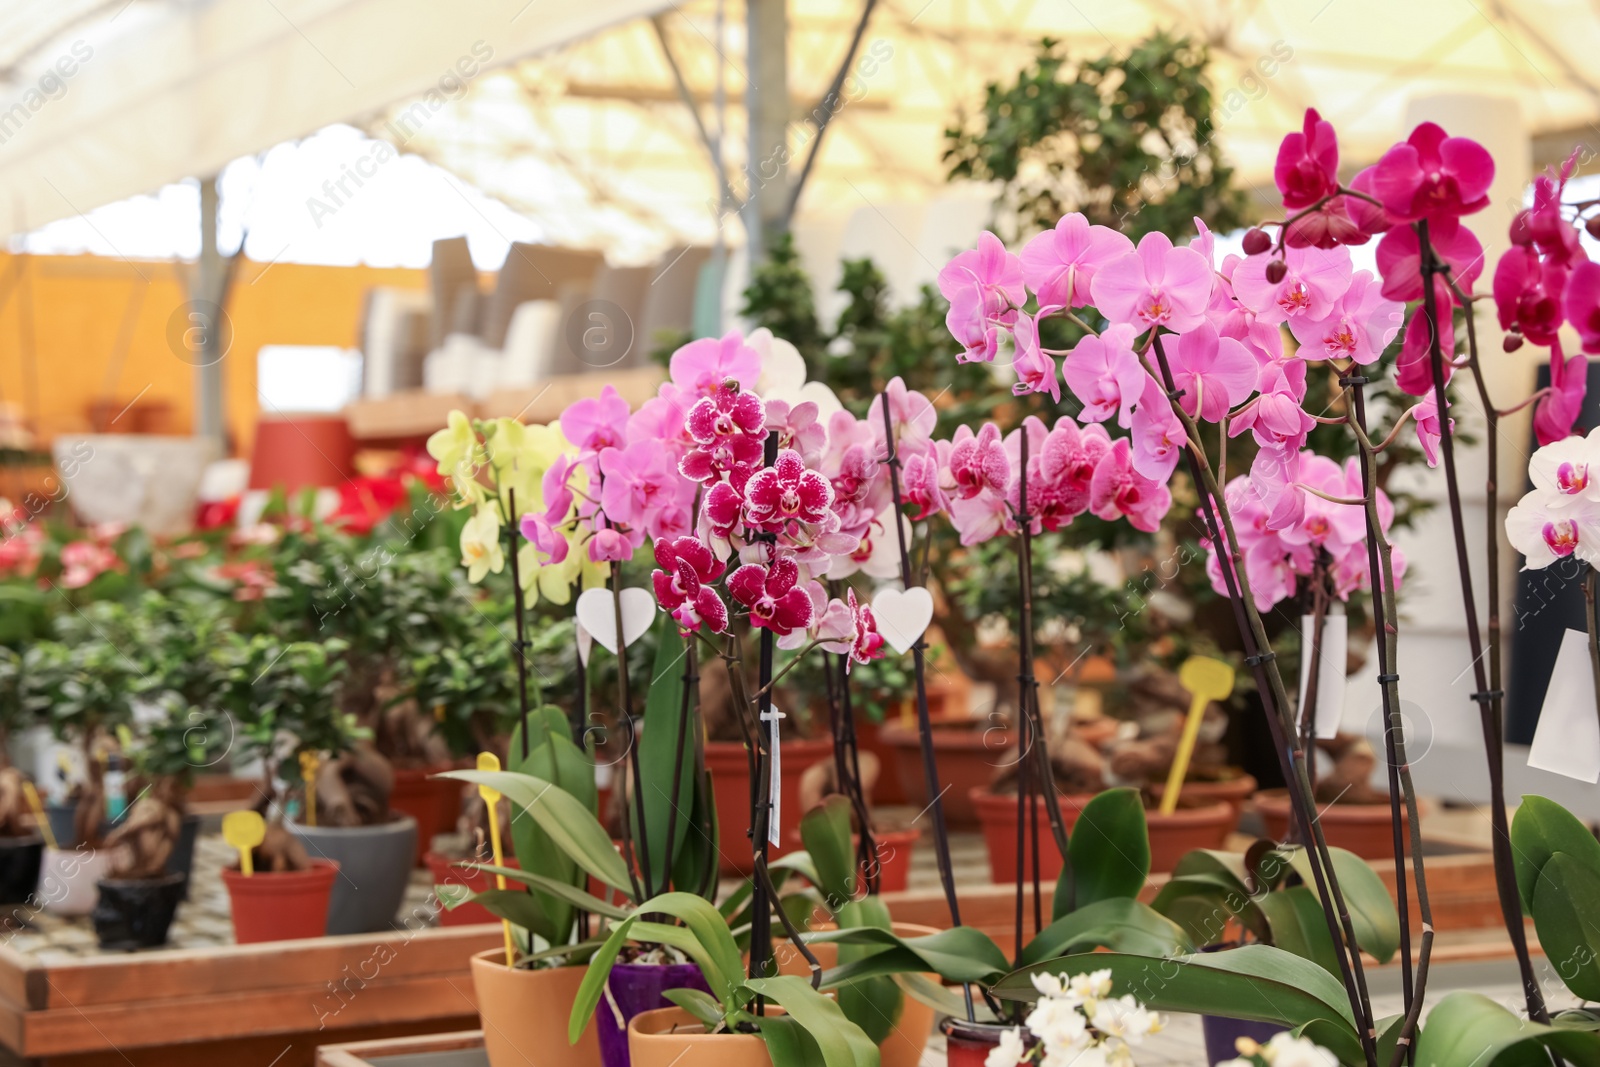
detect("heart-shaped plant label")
(575, 587), (656, 656)
(871, 586), (934, 655)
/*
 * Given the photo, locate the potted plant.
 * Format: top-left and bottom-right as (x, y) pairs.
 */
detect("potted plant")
(0, 647), (46, 907)
(224, 633), (407, 935)
(221, 816), (338, 944)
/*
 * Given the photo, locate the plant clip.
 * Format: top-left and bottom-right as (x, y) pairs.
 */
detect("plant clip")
(1470, 688), (1504, 703)
(1243, 651), (1276, 667)
(1165, 387), (1187, 403)
(1338, 374), (1370, 387)
(1377, 673), (1400, 684)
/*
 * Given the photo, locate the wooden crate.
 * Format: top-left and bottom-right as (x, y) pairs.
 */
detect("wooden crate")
(317, 1030), (486, 1066)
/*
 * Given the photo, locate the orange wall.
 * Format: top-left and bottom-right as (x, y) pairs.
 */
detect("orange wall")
(0, 252), (430, 455)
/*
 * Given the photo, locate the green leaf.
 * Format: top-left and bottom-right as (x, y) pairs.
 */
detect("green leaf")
(895, 973), (992, 1022)
(1018, 898), (1193, 967)
(442, 768), (632, 893)
(570, 915), (641, 1045)
(663, 988), (724, 1029)
(743, 975), (880, 1067)
(503, 708), (598, 941)
(1512, 795), (1600, 911)
(1287, 846), (1400, 964)
(1257, 886), (1341, 977)
(1530, 852), (1600, 1001)
(670, 761), (718, 899)
(629, 892), (746, 1005)
(994, 947), (1362, 1065)
(1063, 788), (1149, 916)
(462, 862), (631, 920)
(637, 613), (693, 890)
(757, 1014), (825, 1067)
(1415, 991), (1600, 1067)
(468, 888), (556, 940)
(1151, 874), (1267, 946)
(811, 926), (1010, 987)
(800, 795), (858, 909)
(833, 897), (901, 1046)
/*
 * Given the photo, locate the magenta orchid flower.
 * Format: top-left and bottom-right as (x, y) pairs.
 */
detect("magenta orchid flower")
(559, 385), (630, 455)
(519, 512), (570, 566)
(587, 526), (635, 563)
(743, 448), (834, 533)
(901, 447), (947, 521)
(1533, 342), (1587, 447)
(1412, 394), (1449, 468)
(1230, 361), (1315, 452)
(680, 383), (767, 483)
(1166, 322), (1257, 421)
(1063, 324), (1146, 427)
(651, 536), (729, 635)
(599, 442), (691, 539)
(1088, 438), (1171, 533)
(1494, 246), (1568, 348)
(669, 331), (763, 396)
(945, 423), (1009, 500)
(1375, 216), (1484, 302)
(1289, 271), (1404, 365)
(1231, 245), (1353, 325)
(1275, 108), (1340, 211)
(1565, 261), (1600, 353)
(1395, 277), (1456, 397)
(1090, 231), (1213, 333)
(727, 555), (815, 637)
(1018, 213), (1134, 309)
(1370, 121), (1494, 221)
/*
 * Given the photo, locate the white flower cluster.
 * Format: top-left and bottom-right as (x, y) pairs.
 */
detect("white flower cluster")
(1217, 1032), (1339, 1067)
(985, 969), (1163, 1067)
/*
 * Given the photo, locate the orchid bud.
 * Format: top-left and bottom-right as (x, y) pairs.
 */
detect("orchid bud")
(1502, 331), (1524, 353)
(1587, 215), (1600, 241)
(722, 377), (740, 393)
(1264, 259), (1288, 284)
(1509, 210), (1534, 247)
(1241, 228), (1271, 256)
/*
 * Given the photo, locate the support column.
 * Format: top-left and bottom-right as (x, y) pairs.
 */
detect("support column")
(194, 175), (226, 451)
(743, 0), (789, 269)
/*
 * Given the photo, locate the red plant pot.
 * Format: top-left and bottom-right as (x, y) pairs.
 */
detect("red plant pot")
(424, 852), (522, 927)
(223, 859), (338, 943)
(1147, 772), (1258, 825)
(852, 718), (905, 805)
(1255, 788), (1410, 860)
(942, 1017), (1031, 1067)
(706, 739), (834, 875)
(971, 787), (1096, 883)
(1145, 801), (1236, 872)
(881, 719), (1014, 828)
(388, 758), (454, 870)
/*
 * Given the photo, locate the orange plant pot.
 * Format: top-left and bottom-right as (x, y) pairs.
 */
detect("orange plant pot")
(1147, 772), (1258, 824)
(881, 720), (1013, 828)
(424, 852), (522, 927)
(391, 764), (458, 867)
(1254, 788), (1410, 860)
(222, 859), (338, 943)
(471, 950), (600, 1067)
(1145, 801), (1235, 872)
(706, 739), (833, 875)
(970, 787), (1095, 883)
(783, 826), (921, 894)
(629, 1006), (772, 1067)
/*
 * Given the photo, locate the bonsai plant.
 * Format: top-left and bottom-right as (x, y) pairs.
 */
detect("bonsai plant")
(0, 646), (45, 908)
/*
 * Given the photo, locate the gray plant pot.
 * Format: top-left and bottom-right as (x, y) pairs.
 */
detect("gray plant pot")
(289, 813), (417, 935)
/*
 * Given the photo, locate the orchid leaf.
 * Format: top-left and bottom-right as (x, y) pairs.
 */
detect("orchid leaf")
(1061, 787), (1148, 917)
(1018, 898), (1193, 967)
(1415, 991), (1600, 1066)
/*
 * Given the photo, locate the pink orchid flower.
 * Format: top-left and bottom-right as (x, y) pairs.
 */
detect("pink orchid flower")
(1231, 245), (1353, 325)
(1039, 419), (1108, 524)
(939, 232), (1025, 362)
(1494, 246), (1569, 348)
(1166, 322), (1257, 421)
(815, 588), (887, 670)
(599, 442), (685, 533)
(669, 331), (763, 396)
(1506, 490), (1600, 568)
(1009, 313), (1061, 401)
(1230, 361), (1314, 453)
(1018, 213), (1134, 309)
(587, 526), (636, 563)
(901, 445), (947, 520)
(727, 555), (815, 636)
(519, 512), (570, 566)
(1289, 271), (1404, 365)
(1275, 108), (1340, 210)
(628, 382), (697, 460)
(1282, 453), (1365, 551)
(1565, 261), (1600, 354)
(1129, 374), (1186, 482)
(765, 399), (826, 467)
(652, 536), (729, 635)
(560, 385), (631, 455)
(1375, 216), (1484, 302)
(945, 423), (1010, 501)
(680, 383), (767, 483)
(1528, 432), (1599, 501)
(868, 377), (938, 459)
(1412, 394), (1450, 468)
(1371, 122), (1494, 221)
(1534, 342), (1588, 446)
(1090, 231), (1213, 333)
(947, 489), (1013, 546)
(1088, 438), (1171, 533)
(1395, 277), (1456, 397)
(743, 449), (833, 532)
(1063, 324), (1146, 427)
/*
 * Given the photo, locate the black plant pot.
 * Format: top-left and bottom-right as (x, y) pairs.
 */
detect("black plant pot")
(166, 814), (202, 899)
(1201, 1014), (1285, 1065)
(0, 834), (43, 905)
(92, 873), (185, 950)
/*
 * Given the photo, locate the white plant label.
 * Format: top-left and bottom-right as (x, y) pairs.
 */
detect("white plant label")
(575, 587), (655, 656)
(576, 622), (594, 668)
(1298, 613), (1348, 740)
(761, 708), (786, 847)
(1529, 629), (1600, 783)
(872, 586), (934, 655)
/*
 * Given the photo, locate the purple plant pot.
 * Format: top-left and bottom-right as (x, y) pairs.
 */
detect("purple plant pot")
(1201, 1014), (1286, 1065)
(597, 961), (711, 1067)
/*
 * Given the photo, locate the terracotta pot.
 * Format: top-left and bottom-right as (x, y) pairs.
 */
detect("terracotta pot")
(706, 739), (833, 875)
(881, 720), (1013, 828)
(425, 852), (522, 927)
(629, 1006), (772, 1067)
(1145, 801), (1235, 872)
(390, 765), (458, 866)
(471, 949), (600, 1067)
(772, 922), (937, 1067)
(971, 787), (1095, 883)
(1148, 772), (1258, 823)
(783, 826), (920, 894)
(854, 717), (904, 804)
(1254, 788), (1409, 860)
(223, 859), (338, 943)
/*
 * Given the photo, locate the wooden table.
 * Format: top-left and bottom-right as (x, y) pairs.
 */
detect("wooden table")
(0, 926), (499, 1066)
(316, 1030), (487, 1066)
